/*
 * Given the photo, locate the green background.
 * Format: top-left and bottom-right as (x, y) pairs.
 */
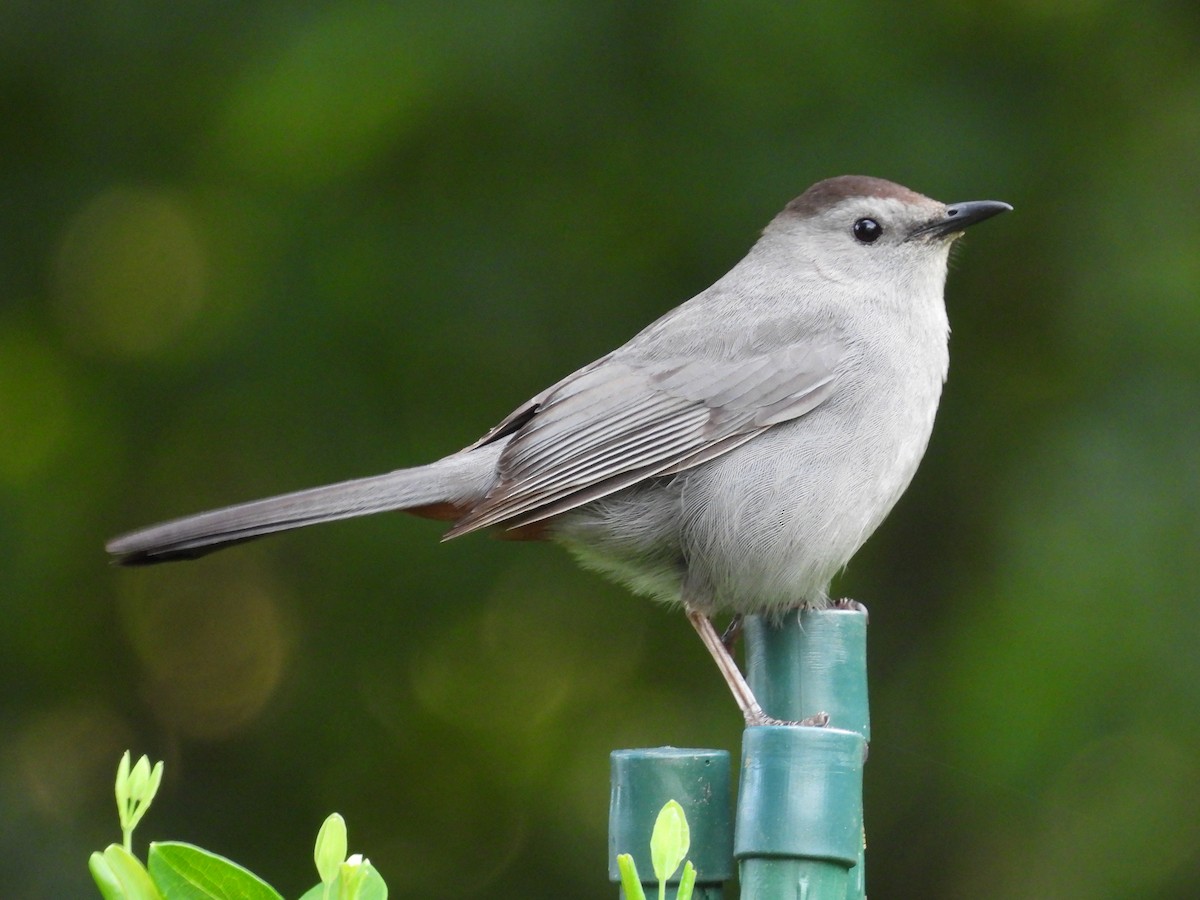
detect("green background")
(4, 2), (1199, 897)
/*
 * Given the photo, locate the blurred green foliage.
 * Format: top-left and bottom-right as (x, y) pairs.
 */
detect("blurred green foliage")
(2, 2), (1198, 897)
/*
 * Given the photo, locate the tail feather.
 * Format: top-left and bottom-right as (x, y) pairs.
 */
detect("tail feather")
(106, 447), (499, 565)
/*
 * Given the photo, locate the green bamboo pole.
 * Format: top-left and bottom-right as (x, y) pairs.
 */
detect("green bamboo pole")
(609, 748), (733, 899)
(743, 606), (870, 740)
(736, 606), (870, 900)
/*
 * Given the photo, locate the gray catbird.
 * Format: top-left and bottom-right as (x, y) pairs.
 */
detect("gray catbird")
(108, 175), (1010, 724)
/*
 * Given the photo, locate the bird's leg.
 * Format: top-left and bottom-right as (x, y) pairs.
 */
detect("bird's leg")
(685, 606), (774, 726)
(720, 614), (743, 653)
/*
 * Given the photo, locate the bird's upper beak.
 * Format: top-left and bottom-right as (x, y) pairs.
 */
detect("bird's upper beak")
(910, 199), (1012, 240)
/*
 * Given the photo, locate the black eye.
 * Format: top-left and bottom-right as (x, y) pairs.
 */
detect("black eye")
(852, 218), (883, 243)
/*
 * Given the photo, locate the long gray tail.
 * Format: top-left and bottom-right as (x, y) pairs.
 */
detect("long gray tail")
(106, 447), (499, 566)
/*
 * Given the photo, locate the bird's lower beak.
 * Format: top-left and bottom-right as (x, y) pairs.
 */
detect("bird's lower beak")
(911, 199), (1012, 240)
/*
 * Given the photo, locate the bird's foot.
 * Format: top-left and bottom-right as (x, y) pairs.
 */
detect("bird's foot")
(744, 709), (830, 728)
(833, 598), (868, 617)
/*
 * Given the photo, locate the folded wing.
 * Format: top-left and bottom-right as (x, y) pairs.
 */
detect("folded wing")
(445, 339), (843, 536)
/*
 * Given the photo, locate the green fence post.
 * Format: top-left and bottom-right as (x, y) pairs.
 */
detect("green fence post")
(736, 606), (870, 899)
(609, 748), (733, 899)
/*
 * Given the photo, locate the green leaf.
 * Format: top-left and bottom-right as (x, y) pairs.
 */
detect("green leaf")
(339, 858), (387, 900)
(129, 755), (151, 801)
(296, 862), (388, 900)
(115, 752), (132, 817)
(115, 752), (165, 850)
(313, 813), (347, 884)
(128, 758), (165, 832)
(350, 861), (387, 900)
(147, 842), (283, 900)
(649, 800), (690, 884)
(147, 761), (165, 807)
(676, 861), (696, 900)
(616, 854), (646, 900)
(90, 844), (164, 900)
(90, 851), (122, 900)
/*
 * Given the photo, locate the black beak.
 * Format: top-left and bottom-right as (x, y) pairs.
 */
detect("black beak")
(911, 199), (1012, 240)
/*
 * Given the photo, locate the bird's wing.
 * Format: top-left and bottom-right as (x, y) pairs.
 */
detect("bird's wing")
(444, 339), (843, 537)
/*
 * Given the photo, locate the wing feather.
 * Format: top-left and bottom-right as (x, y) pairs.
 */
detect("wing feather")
(444, 339), (842, 537)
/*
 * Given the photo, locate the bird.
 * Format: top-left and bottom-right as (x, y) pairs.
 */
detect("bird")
(107, 175), (1011, 725)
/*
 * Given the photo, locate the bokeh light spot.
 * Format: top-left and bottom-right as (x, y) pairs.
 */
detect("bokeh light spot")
(407, 555), (647, 755)
(8, 704), (129, 822)
(52, 186), (207, 358)
(118, 560), (292, 739)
